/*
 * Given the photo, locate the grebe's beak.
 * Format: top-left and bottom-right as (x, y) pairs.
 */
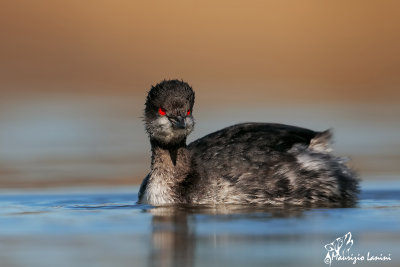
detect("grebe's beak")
(169, 116), (186, 129)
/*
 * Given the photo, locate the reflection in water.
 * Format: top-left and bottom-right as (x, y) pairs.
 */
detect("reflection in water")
(150, 207), (195, 267)
(148, 205), (306, 267)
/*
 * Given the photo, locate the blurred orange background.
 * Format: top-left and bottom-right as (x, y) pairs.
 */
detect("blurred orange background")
(1, 1), (399, 187)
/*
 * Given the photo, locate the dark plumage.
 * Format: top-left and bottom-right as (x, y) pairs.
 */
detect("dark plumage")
(138, 80), (359, 207)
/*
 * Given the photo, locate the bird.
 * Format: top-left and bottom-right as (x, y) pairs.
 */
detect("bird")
(137, 79), (359, 207)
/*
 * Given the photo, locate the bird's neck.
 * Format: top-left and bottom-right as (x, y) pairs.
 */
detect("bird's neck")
(150, 139), (186, 167)
(146, 139), (191, 204)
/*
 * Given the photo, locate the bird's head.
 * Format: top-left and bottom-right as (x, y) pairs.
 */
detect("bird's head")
(144, 80), (195, 145)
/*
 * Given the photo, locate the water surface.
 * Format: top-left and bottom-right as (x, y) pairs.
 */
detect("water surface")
(1, 182), (399, 267)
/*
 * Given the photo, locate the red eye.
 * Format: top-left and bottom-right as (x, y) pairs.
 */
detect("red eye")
(186, 109), (191, 116)
(158, 107), (166, 116)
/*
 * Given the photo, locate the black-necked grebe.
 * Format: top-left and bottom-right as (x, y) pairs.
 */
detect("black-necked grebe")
(138, 80), (359, 206)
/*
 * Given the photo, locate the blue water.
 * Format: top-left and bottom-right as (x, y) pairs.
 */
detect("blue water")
(1, 182), (399, 267)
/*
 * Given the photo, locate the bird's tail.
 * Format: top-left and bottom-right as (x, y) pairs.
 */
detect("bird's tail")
(309, 129), (333, 153)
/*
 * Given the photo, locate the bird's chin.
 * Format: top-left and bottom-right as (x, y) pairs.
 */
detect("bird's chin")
(146, 116), (194, 145)
(151, 128), (192, 146)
